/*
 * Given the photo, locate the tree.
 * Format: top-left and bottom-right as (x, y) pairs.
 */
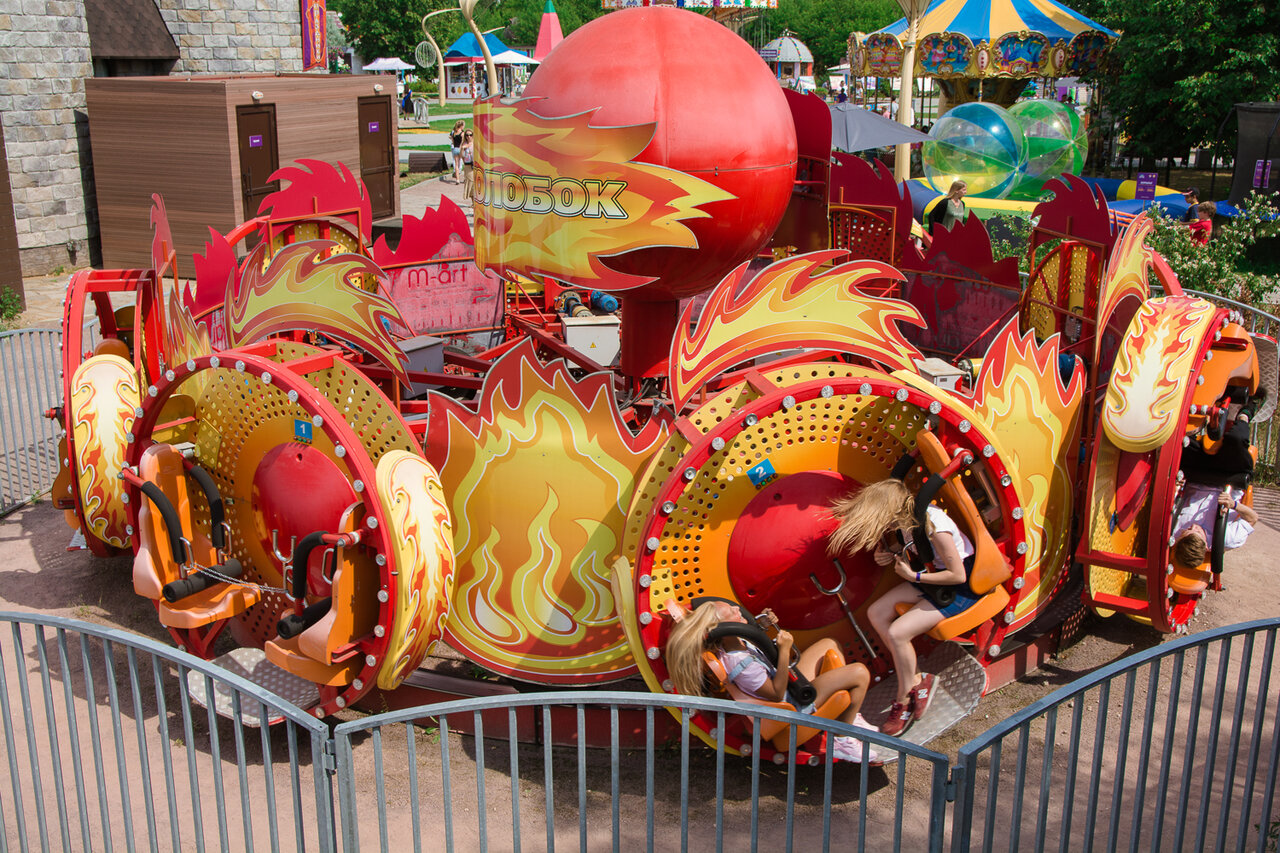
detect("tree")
(332, 0), (471, 62)
(1075, 0), (1280, 161)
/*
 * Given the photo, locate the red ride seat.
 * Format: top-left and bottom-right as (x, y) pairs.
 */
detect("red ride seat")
(133, 444), (261, 629)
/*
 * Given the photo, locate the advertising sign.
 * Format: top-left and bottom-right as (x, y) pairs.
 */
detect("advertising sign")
(1134, 172), (1158, 201)
(300, 0), (327, 72)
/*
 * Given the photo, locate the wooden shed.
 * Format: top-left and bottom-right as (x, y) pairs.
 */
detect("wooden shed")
(87, 74), (399, 269)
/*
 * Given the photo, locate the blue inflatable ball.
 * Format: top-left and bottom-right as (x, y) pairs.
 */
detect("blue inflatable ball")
(1007, 99), (1087, 200)
(922, 103), (1027, 199)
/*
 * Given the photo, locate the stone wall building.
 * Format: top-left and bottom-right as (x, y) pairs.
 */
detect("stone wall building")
(0, 0), (304, 288)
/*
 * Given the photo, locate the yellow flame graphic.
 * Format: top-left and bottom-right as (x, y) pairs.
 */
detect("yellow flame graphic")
(70, 354), (139, 548)
(1095, 214), (1155, 368)
(375, 450), (455, 690)
(669, 251), (925, 409)
(431, 340), (667, 683)
(228, 240), (411, 386)
(1102, 297), (1216, 453)
(473, 97), (734, 290)
(964, 321), (1085, 626)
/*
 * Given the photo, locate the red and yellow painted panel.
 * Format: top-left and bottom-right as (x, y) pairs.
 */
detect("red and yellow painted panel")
(959, 321), (1085, 627)
(424, 340), (668, 683)
(1102, 297), (1216, 453)
(374, 450), (456, 690)
(667, 251), (925, 409)
(472, 97), (733, 292)
(69, 354), (139, 549)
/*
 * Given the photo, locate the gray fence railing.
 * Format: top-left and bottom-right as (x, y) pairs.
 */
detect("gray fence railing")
(0, 329), (61, 517)
(4, 611), (1279, 852)
(951, 618), (1280, 853)
(0, 613), (336, 853)
(331, 692), (949, 853)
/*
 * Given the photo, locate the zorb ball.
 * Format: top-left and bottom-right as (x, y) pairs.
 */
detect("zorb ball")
(1008, 99), (1087, 200)
(923, 103), (1027, 199)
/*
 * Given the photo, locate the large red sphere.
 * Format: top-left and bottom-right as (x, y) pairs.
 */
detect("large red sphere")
(726, 471), (879, 629)
(523, 7), (797, 301)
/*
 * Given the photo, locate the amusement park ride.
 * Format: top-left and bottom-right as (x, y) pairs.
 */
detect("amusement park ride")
(48, 8), (1275, 763)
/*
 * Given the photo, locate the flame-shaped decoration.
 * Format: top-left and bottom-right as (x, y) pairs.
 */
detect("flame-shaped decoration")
(70, 354), (139, 548)
(1102, 296), (1216, 453)
(259, 159), (372, 243)
(1033, 174), (1117, 257)
(668, 251), (925, 410)
(472, 97), (734, 291)
(1093, 213), (1155, 369)
(829, 154), (923, 269)
(166, 288), (212, 369)
(150, 194), (176, 277)
(188, 227), (237, 351)
(227, 240), (411, 386)
(374, 450), (456, 690)
(423, 339), (667, 683)
(372, 195), (474, 268)
(962, 319), (1085, 627)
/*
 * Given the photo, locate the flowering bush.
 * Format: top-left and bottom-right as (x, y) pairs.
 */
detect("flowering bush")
(1146, 192), (1280, 305)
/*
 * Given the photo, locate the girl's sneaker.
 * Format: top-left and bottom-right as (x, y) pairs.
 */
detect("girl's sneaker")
(832, 735), (880, 765)
(880, 700), (913, 737)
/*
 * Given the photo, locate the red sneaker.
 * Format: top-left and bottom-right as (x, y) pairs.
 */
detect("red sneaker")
(880, 700), (913, 737)
(912, 673), (938, 721)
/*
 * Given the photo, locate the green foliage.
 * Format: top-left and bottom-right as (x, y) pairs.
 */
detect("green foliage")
(1074, 0), (1280, 159)
(1146, 192), (1280, 304)
(985, 213), (1035, 274)
(749, 0), (900, 73)
(332, 0), (608, 64)
(0, 286), (22, 329)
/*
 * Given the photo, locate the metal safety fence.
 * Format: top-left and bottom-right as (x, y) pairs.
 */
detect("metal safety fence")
(951, 618), (1280, 853)
(4, 612), (1279, 852)
(0, 329), (61, 517)
(0, 613), (335, 853)
(332, 692), (949, 853)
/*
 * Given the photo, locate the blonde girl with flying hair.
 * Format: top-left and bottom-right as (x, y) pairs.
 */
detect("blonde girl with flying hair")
(829, 478), (979, 737)
(665, 599), (877, 763)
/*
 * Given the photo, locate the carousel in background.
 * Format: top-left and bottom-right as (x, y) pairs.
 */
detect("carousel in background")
(850, 0), (1117, 112)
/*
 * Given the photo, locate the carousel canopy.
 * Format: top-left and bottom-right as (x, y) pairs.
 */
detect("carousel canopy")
(760, 33), (813, 64)
(853, 0), (1117, 80)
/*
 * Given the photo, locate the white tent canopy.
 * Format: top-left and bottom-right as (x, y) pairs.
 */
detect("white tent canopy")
(364, 57), (414, 71)
(490, 49), (539, 65)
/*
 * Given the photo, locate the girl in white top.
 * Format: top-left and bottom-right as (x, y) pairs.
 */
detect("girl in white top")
(828, 478), (975, 736)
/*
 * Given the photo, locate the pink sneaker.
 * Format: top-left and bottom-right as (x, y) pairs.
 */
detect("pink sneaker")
(832, 735), (880, 765)
(912, 673), (938, 721)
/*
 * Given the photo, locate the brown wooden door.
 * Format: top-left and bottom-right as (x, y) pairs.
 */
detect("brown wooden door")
(358, 96), (395, 219)
(235, 104), (280, 222)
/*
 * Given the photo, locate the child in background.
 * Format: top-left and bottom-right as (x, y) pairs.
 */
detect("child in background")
(1189, 201), (1216, 245)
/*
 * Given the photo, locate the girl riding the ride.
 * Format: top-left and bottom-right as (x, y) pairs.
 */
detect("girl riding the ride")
(829, 478), (977, 737)
(666, 599), (878, 763)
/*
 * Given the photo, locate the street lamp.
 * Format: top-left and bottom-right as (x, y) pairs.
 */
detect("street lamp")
(894, 0), (931, 183)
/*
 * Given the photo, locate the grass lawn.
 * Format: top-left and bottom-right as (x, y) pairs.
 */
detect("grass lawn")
(400, 171), (445, 191)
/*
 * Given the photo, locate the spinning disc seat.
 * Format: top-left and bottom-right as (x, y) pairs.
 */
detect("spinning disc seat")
(892, 429), (1012, 642)
(701, 647), (851, 753)
(133, 444), (261, 629)
(264, 529), (369, 687)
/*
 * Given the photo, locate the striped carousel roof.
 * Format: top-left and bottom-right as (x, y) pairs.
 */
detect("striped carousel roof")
(876, 0), (1116, 44)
